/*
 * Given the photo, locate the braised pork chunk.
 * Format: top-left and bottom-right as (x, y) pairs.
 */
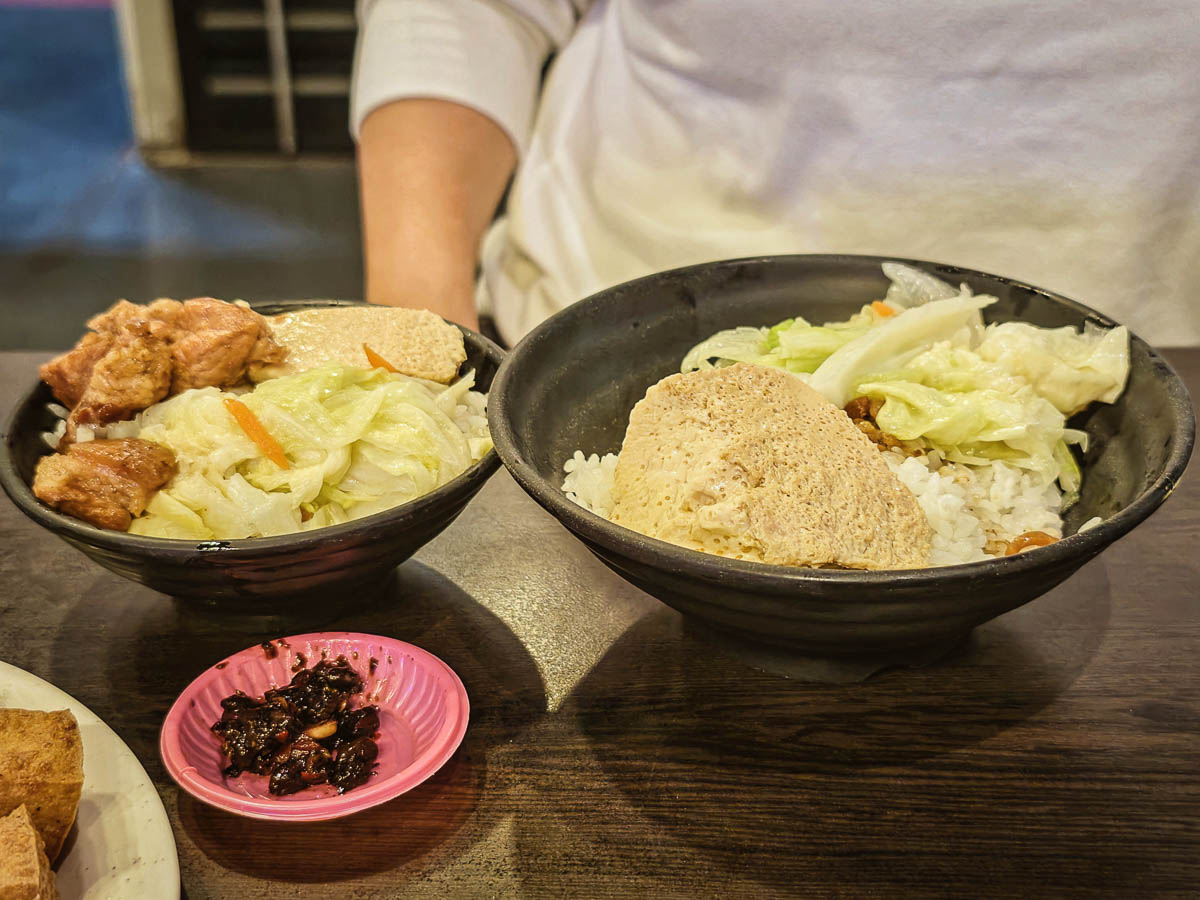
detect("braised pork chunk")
(32, 438), (177, 531)
(170, 298), (285, 392)
(40, 297), (285, 440)
(66, 321), (174, 438)
(39, 331), (113, 409)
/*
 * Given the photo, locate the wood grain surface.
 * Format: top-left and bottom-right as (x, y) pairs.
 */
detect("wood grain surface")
(1, 350), (1197, 899)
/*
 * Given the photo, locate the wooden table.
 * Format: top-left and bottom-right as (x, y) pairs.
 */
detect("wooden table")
(2, 349), (1197, 898)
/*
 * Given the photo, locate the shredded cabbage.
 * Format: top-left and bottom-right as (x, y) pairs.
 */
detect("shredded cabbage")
(976, 320), (1130, 415)
(880, 261), (962, 308)
(854, 344), (1073, 485)
(807, 292), (995, 407)
(680, 305), (883, 375)
(678, 263), (1130, 497)
(118, 364), (491, 539)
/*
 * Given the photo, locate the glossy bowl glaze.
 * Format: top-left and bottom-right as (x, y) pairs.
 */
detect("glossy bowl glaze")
(160, 632), (468, 822)
(0, 300), (503, 612)
(489, 255), (1195, 661)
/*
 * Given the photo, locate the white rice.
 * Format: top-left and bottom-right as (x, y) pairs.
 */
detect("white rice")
(449, 387), (492, 460)
(562, 448), (1069, 567)
(562, 451), (620, 520)
(879, 451), (1062, 565)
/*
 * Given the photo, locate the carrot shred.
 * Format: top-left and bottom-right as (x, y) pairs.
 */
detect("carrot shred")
(871, 300), (896, 318)
(223, 398), (290, 469)
(363, 343), (399, 373)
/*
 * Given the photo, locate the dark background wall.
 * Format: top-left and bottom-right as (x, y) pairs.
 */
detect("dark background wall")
(0, 1), (363, 351)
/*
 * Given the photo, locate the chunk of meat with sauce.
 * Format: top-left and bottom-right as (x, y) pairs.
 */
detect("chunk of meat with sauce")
(86, 298), (181, 334)
(248, 325), (287, 372)
(43, 301), (181, 409)
(169, 298), (285, 392)
(39, 297), (286, 442)
(40, 331), (113, 408)
(65, 321), (173, 438)
(844, 395), (917, 455)
(32, 438), (176, 530)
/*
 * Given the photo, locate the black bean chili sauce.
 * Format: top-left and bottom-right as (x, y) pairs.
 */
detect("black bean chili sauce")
(211, 656), (380, 795)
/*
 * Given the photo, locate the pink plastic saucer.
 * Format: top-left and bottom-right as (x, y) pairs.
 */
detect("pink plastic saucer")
(160, 632), (469, 822)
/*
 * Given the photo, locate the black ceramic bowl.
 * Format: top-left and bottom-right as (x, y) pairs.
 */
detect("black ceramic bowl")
(490, 255), (1195, 661)
(1, 300), (504, 613)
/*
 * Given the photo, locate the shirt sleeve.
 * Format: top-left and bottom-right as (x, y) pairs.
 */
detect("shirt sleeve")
(352, 0), (584, 158)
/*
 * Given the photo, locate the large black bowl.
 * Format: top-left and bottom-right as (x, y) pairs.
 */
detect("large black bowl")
(1, 300), (504, 613)
(489, 255), (1195, 661)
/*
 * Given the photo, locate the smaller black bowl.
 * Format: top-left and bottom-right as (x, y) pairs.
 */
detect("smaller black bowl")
(1, 300), (504, 613)
(489, 254), (1195, 662)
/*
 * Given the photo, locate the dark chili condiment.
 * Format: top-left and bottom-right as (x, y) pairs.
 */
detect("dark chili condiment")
(210, 655), (381, 795)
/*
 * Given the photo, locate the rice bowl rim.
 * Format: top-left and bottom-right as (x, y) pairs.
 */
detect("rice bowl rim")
(0, 300), (506, 555)
(489, 253), (1196, 594)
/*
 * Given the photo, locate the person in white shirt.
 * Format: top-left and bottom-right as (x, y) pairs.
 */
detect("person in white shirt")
(353, 0), (1200, 348)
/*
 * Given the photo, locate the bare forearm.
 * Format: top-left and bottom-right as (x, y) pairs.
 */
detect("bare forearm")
(357, 99), (517, 328)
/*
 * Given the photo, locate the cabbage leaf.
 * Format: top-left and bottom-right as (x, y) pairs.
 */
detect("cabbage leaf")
(855, 345), (1070, 484)
(808, 293), (996, 407)
(976, 321), (1130, 415)
(125, 364), (490, 539)
(675, 262), (1131, 495)
(680, 307), (881, 375)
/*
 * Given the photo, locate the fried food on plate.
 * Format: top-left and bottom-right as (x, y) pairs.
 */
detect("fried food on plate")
(0, 709), (83, 863)
(0, 805), (57, 900)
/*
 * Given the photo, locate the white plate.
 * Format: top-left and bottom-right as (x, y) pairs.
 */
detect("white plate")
(0, 661), (180, 899)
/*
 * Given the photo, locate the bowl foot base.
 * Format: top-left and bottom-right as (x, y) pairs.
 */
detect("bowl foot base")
(165, 567), (399, 625)
(684, 620), (968, 683)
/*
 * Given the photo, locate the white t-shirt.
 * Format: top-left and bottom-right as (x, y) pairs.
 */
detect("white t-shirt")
(353, 0), (1200, 347)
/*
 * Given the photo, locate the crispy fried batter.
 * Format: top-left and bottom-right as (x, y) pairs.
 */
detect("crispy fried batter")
(611, 365), (931, 570)
(0, 805), (57, 899)
(32, 438), (176, 531)
(0, 708), (83, 865)
(252, 306), (465, 384)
